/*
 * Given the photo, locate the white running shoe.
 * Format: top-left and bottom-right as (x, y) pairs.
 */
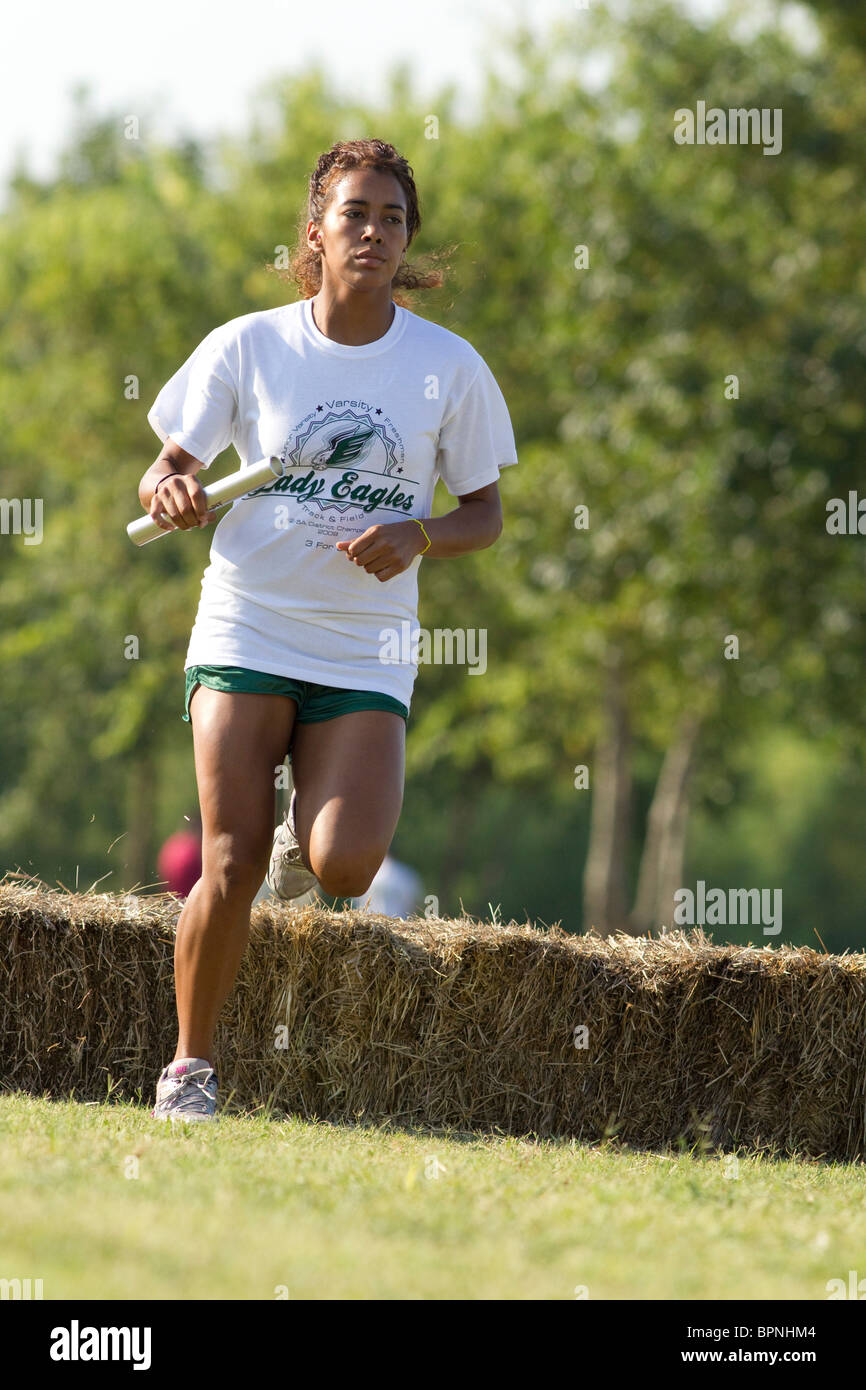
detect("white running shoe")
(152, 1058), (219, 1123)
(267, 790), (319, 900)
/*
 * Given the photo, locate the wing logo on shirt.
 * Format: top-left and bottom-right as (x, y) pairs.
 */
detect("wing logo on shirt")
(309, 424), (377, 472)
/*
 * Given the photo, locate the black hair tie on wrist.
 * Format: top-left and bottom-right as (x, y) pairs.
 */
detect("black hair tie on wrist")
(154, 472), (179, 494)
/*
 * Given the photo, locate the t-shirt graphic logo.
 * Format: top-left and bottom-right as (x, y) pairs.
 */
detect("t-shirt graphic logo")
(309, 423), (376, 472)
(244, 404), (418, 524)
(286, 407), (403, 481)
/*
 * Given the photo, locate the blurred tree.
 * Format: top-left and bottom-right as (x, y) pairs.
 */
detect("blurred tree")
(401, 3), (866, 933)
(1, 6), (865, 946)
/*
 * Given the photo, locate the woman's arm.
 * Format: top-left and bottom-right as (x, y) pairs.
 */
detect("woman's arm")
(138, 439), (216, 532)
(336, 481), (504, 581)
(414, 480), (503, 558)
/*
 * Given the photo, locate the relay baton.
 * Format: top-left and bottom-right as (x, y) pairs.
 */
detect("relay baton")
(127, 456), (284, 546)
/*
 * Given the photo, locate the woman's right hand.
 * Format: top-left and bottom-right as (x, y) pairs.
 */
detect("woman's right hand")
(148, 473), (219, 533)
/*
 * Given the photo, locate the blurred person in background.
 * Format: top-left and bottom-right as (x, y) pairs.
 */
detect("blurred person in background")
(349, 853), (423, 919)
(157, 814), (202, 897)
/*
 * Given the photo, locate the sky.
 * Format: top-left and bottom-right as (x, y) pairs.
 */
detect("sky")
(0, 0), (742, 193)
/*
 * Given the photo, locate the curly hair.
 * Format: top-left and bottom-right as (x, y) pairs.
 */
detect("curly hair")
(271, 138), (447, 306)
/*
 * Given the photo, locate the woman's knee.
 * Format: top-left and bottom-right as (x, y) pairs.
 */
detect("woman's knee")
(202, 832), (270, 898)
(311, 848), (382, 900)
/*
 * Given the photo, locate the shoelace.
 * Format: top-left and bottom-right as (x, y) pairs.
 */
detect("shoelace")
(275, 821), (305, 865)
(161, 1070), (217, 1114)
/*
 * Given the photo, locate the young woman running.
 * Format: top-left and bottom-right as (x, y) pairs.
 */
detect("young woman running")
(139, 139), (518, 1122)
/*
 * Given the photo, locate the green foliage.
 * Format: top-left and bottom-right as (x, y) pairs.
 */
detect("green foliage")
(2, 7), (866, 936)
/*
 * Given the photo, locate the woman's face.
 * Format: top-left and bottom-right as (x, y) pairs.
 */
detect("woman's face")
(308, 167), (409, 292)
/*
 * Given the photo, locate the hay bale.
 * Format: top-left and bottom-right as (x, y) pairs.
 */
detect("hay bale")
(1, 879), (865, 1159)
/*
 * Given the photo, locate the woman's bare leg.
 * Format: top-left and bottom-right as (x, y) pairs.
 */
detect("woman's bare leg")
(289, 710), (406, 899)
(172, 684), (296, 1063)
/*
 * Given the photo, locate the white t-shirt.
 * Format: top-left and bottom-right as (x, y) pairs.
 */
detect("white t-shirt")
(147, 298), (518, 709)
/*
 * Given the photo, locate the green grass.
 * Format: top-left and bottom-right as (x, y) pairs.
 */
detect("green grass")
(1, 1092), (865, 1299)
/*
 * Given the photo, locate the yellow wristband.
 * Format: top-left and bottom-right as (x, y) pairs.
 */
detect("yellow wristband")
(413, 518), (432, 554)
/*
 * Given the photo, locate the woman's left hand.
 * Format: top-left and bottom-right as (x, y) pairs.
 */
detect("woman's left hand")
(336, 520), (427, 582)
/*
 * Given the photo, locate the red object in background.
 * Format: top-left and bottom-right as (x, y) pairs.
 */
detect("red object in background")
(157, 831), (202, 896)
